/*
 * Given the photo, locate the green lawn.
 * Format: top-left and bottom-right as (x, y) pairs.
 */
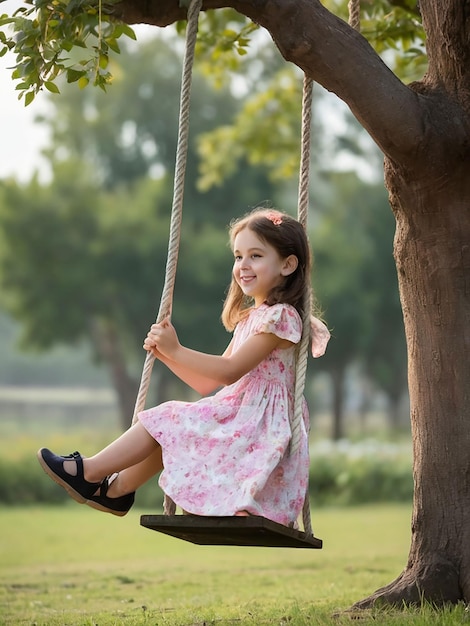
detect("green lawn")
(1, 504), (467, 625)
(0, 502), (434, 625)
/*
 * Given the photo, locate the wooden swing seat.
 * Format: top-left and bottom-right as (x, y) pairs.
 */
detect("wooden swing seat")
(140, 514), (323, 548)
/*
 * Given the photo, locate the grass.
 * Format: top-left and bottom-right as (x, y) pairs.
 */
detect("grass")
(1, 503), (466, 625)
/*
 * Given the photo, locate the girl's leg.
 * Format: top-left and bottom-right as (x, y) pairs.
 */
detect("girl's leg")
(38, 422), (162, 515)
(63, 422), (158, 483)
(106, 446), (163, 497)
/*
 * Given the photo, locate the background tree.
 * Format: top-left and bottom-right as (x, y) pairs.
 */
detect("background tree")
(0, 165), (171, 424)
(358, 187), (408, 431)
(38, 34), (276, 226)
(312, 170), (406, 439)
(0, 33), (279, 428)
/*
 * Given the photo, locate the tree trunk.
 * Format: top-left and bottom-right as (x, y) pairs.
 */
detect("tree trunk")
(385, 390), (402, 432)
(354, 146), (470, 606)
(353, 150), (470, 606)
(112, 0), (470, 606)
(331, 367), (346, 441)
(89, 318), (139, 429)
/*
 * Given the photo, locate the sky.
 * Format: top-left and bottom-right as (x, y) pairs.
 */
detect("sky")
(1, 0), (52, 182)
(1, 66), (50, 183)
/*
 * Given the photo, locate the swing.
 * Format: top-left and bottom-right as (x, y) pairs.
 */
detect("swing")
(136, 0), (360, 549)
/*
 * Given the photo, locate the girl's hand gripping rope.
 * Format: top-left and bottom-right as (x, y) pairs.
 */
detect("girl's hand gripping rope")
(143, 319), (180, 360)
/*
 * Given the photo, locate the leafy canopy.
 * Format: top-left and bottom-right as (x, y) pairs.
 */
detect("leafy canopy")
(0, 0), (136, 105)
(0, 1), (425, 106)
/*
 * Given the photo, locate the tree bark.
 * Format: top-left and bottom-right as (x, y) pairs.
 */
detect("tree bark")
(112, 0), (470, 607)
(89, 318), (139, 429)
(331, 367), (346, 441)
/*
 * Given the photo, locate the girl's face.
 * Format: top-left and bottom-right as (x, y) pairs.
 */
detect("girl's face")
(232, 227), (297, 307)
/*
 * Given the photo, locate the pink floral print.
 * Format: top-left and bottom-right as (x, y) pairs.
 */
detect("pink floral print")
(138, 303), (310, 527)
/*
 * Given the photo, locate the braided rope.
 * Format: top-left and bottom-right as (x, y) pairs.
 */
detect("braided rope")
(130, 0), (202, 512)
(289, 75), (314, 536)
(297, 0), (360, 542)
(131, 0), (202, 427)
(290, 75), (312, 456)
(348, 0), (361, 30)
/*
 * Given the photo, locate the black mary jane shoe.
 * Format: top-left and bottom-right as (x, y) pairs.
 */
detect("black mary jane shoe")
(86, 475), (135, 517)
(37, 448), (101, 504)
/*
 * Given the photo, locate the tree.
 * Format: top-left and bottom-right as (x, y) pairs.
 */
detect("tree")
(2, 0), (469, 608)
(0, 165), (173, 424)
(312, 171), (406, 440)
(0, 33), (280, 428)
(358, 185), (408, 432)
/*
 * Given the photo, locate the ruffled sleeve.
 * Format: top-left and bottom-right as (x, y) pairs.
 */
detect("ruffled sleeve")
(252, 304), (302, 344)
(310, 315), (330, 358)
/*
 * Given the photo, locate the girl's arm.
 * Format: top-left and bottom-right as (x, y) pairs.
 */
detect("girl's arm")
(144, 319), (290, 395)
(147, 339), (235, 396)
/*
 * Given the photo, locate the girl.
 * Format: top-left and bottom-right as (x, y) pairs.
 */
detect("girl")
(38, 208), (329, 527)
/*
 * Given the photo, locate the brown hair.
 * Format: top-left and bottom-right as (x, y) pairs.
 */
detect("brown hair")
(221, 208), (312, 331)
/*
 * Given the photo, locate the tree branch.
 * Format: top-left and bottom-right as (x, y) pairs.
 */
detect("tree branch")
(389, 0), (421, 17)
(112, 0), (426, 163)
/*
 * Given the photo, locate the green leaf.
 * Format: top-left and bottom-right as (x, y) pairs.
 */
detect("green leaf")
(105, 38), (120, 54)
(113, 23), (136, 41)
(66, 68), (85, 83)
(0, 17), (16, 27)
(44, 80), (60, 94)
(78, 75), (89, 89)
(99, 54), (108, 70)
(24, 91), (35, 106)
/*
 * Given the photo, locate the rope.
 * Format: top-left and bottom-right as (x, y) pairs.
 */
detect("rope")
(287, 74), (314, 536)
(348, 0), (361, 30)
(296, 0), (360, 540)
(290, 74), (313, 457)
(131, 0), (202, 428)
(130, 0), (202, 512)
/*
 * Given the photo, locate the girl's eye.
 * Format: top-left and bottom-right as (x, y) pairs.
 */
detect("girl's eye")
(234, 253), (262, 261)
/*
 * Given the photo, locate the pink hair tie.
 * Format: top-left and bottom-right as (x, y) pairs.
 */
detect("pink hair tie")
(265, 210), (283, 226)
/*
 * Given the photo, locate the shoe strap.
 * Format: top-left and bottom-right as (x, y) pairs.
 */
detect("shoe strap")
(62, 450), (84, 480)
(99, 477), (110, 497)
(71, 451), (83, 476)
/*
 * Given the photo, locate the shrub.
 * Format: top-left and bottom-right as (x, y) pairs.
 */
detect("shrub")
(1, 438), (413, 507)
(309, 439), (413, 506)
(0, 455), (68, 504)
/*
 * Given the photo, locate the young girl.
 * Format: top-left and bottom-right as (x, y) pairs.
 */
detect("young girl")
(38, 208), (329, 527)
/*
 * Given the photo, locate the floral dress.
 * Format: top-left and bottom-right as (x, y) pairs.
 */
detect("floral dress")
(138, 302), (310, 527)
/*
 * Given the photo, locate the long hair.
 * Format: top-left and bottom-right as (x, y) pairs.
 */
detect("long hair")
(221, 208), (313, 331)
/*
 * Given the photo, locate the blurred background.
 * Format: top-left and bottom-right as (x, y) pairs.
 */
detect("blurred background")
(0, 3), (412, 511)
